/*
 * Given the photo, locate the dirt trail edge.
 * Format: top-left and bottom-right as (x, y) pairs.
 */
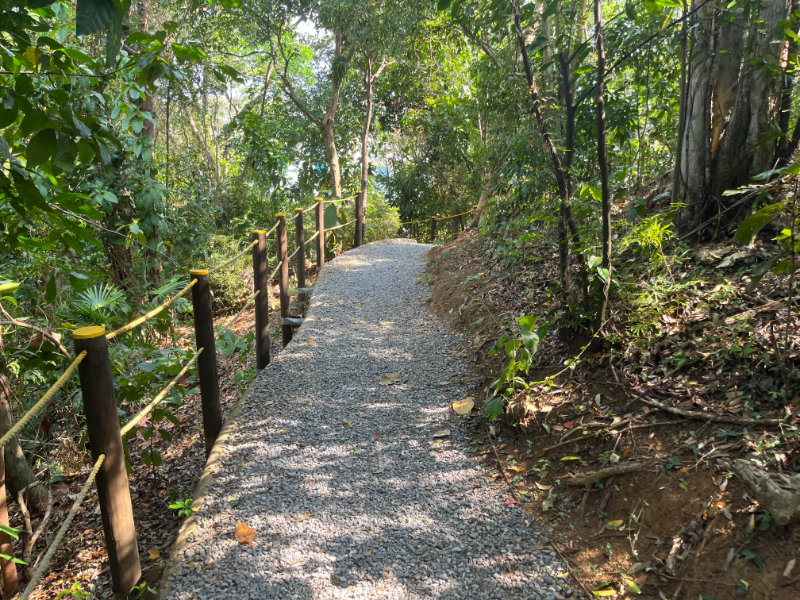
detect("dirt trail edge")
(160, 239), (576, 600)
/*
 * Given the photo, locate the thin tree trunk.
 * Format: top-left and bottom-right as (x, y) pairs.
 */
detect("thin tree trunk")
(594, 0), (611, 333)
(186, 107), (221, 188)
(672, 0), (688, 204)
(0, 370), (45, 510)
(0, 448), (18, 597)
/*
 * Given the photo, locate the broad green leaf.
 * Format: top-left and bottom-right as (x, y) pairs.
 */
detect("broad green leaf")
(45, 274), (57, 303)
(0, 281), (19, 295)
(488, 335), (506, 357)
(324, 203), (343, 229)
(20, 110), (49, 135)
(437, 0), (452, 10)
(0, 105), (18, 129)
(76, 0), (116, 36)
(520, 330), (540, 354)
(26, 129), (57, 167)
(54, 133), (78, 170)
(484, 396), (505, 419)
(516, 314), (538, 332)
(736, 203), (783, 246)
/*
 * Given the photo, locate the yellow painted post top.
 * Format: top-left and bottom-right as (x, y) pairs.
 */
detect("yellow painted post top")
(251, 229), (266, 234)
(315, 197), (323, 202)
(295, 208), (303, 212)
(73, 325), (106, 340)
(275, 213), (286, 218)
(190, 269), (209, 276)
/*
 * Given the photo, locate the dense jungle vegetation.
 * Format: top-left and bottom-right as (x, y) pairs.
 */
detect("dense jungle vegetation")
(1, 0), (800, 595)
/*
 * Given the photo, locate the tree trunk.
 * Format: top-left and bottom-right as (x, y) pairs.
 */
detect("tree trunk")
(320, 30), (354, 198)
(594, 0), (611, 334)
(0, 447), (18, 598)
(0, 371), (46, 510)
(676, 0), (791, 232)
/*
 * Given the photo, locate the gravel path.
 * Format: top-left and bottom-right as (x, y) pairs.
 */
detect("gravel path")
(165, 239), (571, 600)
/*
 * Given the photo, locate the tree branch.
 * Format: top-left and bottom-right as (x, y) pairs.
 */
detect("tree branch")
(0, 314), (71, 360)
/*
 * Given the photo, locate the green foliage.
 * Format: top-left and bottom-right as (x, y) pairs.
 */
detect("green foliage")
(169, 498), (194, 517)
(485, 314), (549, 419)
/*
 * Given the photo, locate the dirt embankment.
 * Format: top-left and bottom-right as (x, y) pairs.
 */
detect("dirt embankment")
(425, 232), (799, 600)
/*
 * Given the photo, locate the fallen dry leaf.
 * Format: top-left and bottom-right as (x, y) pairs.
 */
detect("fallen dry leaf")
(372, 468), (384, 474)
(364, 549), (372, 557)
(147, 549), (160, 559)
(379, 373), (401, 385)
(291, 512), (317, 522)
(452, 397), (474, 415)
(433, 429), (450, 438)
(235, 522), (256, 545)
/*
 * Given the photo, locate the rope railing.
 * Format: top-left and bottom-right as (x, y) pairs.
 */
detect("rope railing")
(325, 219), (355, 232)
(322, 194), (358, 203)
(207, 240), (259, 275)
(106, 280), (197, 341)
(398, 209), (473, 226)
(119, 351), (202, 437)
(216, 291), (260, 340)
(7, 193), (363, 595)
(0, 351), (87, 452)
(268, 259), (283, 282)
(20, 454), (105, 600)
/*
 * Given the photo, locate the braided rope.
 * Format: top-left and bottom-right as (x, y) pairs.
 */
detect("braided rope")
(119, 351), (202, 437)
(0, 351), (87, 451)
(106, 280), (196, 340)
(20, 454), (105, 600)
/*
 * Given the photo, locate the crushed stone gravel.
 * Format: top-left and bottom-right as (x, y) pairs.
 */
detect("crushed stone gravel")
(164, 239), (574, 600)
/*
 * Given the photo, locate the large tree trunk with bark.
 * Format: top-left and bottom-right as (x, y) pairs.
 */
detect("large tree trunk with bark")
(675, 0), (791, 232)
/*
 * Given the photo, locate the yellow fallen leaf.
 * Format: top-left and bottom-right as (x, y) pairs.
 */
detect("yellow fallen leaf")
(507, 466), (522, 472)
(235, 522), (256, 545)
(379, 373), (401, 385)
(452, 397), (474, 415)
(307, 338), (314, 344)
(499, 443), (507, 450)
(606, 520), (624, 530)
(560, 456), (581, 461)
(364, 549), (372, 557)
(372, 468), (384, 474)
(147, 549), (160, 559)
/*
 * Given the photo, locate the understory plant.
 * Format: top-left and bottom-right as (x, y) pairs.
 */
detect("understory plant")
(485, 314), (549, 419)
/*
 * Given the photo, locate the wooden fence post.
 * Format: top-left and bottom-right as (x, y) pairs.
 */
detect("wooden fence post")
(189, 270), (222, 457)
(276, 214), (292, 346)
(354, 191), (364, 248)
(251, 230), (271, 370)
(294, 208), (306, 290)
(430, 217), (437, 243)
(72, 326), (141, 596)
(315, 198), (324, 270)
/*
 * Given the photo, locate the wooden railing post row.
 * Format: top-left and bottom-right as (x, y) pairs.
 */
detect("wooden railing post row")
(294, 208), (306, 290)
(251, 230), (271, 369)
(72, 326), (141, 595)
(189, 270), (222, 457)
(315, 197), (324, 270)
(276, 214), (292, 346)
(430, 217), (437, 243)
(354, 191), (364, 248)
